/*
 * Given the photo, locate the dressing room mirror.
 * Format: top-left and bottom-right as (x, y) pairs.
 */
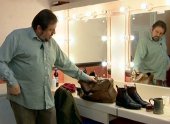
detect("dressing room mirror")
(68, 17), (107, 64)
(130, 10), (170, 87)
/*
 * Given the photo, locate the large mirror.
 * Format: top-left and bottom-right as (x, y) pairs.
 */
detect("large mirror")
(130, 10), (170, 87)
(69, 17), (108, 77)
(69, 17), (107, 63)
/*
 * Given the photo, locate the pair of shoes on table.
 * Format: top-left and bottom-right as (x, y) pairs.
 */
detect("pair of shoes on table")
(116, 85), (149, 110)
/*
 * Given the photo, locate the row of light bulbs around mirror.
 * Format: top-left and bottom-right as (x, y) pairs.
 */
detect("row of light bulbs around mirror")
(56, 0), (170, 22)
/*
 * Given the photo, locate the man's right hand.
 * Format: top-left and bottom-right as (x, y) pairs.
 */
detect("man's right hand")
(8, 83), (21, 95)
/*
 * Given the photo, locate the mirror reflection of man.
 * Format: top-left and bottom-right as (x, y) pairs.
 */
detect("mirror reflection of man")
(133, 20), (170, 86)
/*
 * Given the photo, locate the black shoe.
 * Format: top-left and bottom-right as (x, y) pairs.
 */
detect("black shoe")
(126, 85), (149, 108)
(116, 85), (142, 110)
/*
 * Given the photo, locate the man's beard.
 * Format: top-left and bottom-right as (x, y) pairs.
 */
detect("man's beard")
(152, 36), (160, 42)
(44, 36), (52, 42)
(39, 32), (51, 42)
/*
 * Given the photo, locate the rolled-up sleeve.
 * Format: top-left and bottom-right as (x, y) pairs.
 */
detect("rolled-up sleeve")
(54, 43), (89, 82)
(0, 32), (18, 85)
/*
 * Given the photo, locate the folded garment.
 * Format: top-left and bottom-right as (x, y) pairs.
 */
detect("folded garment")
(62, 83), (76, 93)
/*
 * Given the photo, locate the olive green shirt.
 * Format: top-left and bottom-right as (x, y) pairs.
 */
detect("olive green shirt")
(0, 27), (90, 109)
(134, 31), (170, 81)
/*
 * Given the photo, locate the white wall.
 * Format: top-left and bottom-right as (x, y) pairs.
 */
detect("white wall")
(0, 0), (50, 46)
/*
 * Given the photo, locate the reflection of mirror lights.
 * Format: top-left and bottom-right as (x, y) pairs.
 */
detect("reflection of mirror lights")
(68, 10), (107, 22)
(72, 14), (77, 20)
(130, 35), (135, 41)
(85, 12), (92, 17)
(132, 15), (135, 20)
(166, 0), (170, 5)
(119, 6), (127, 13)
(140, 2), (148, 10)
(102, 61), (107, 67)
(101, 35), (107, 42)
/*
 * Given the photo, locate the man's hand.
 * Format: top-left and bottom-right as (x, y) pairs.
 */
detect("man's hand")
(8, 83), (21, 95)
(88, 76), (97, 82)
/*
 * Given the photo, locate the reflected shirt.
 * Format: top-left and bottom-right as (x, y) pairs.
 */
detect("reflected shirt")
(134, 31), (170, 81)
(0, 27), (90, 109)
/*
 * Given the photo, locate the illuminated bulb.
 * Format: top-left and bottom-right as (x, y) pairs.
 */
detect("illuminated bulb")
(132, 17), (135, 20)
(166, 0), (170, 5)
(140, 3), (148, 10)
(85, 12), (92, 17)
(130, 62), (134, 68)
(72, 14), (77, 20)
(130, 35), (135, 41)
(119, 6), (126, 13)
(102, 61), (107, 67)
(101, 35), (107, 42)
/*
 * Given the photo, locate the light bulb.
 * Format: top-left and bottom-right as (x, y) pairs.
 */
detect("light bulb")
(101, 35), (107, 42)
(85, 12), (92, 17)
(140, 3), (148, 10)
(166, 0), (170, 5)
(119, 6), (126, 13)
(130, 35), (135, 41)
(102, 61), (107, 67)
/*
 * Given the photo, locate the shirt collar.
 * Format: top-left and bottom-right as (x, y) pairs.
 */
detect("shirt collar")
(29, 27), (41, 41)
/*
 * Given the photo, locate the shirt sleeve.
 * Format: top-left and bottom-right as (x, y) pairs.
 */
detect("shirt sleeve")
(167, 57), (170, 70)
(0, 32), (18, 85)
(54, 42), (90, 82)
(133, 39), (147, 72)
